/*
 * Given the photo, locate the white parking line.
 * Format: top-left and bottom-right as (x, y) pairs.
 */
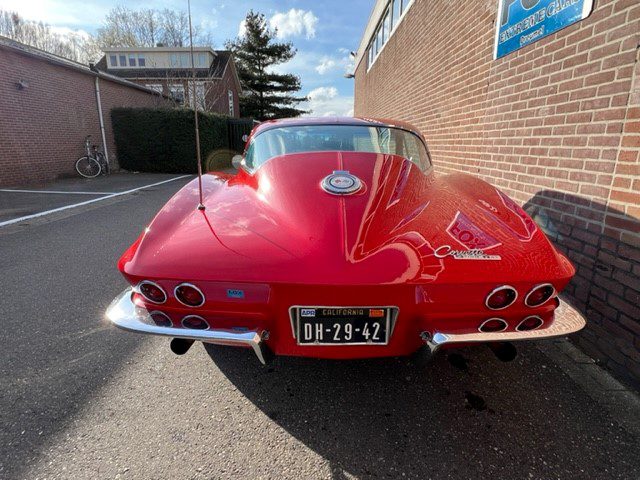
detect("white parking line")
(0, 175), (192, 228)
(0, 189), (116, 195)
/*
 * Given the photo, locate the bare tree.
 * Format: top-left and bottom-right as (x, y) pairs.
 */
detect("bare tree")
(95, 7), (212, 49)
(0, 9), (100, 63)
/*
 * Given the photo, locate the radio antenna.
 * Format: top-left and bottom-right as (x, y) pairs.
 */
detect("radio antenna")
(187, 0), (205, 210)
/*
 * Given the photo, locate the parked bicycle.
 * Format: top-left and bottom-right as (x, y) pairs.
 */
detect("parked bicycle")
(75, 135), (109, 178)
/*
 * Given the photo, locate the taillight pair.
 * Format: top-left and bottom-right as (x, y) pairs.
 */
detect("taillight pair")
(146, 311), (209, 330)
(137, 280), (205, 307)
(485, 283), (555, 310)
(479, 315), (544, 333)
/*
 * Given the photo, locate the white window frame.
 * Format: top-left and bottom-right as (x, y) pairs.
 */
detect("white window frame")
(228, 89), (234, 116)
(367, 0), (415, 71)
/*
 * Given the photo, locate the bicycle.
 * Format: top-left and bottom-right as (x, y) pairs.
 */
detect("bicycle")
(75, 135), (109, 178)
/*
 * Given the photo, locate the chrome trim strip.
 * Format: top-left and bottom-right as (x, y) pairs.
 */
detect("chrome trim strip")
(524, 283), (556, 307)
(478, 317), (508, 333)
(137, 280), (167, 304)
(106, 288), (270, 364)
(516, 315), (544, 332)
(174, 283), (206, 308)
(425, 300), (586, 354)
(181, 314), (210, 330)
(485, 285), (518, 310)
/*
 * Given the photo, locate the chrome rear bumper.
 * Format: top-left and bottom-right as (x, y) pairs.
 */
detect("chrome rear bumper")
(105, 288), (272, 364)
(423, 299), (586, 354)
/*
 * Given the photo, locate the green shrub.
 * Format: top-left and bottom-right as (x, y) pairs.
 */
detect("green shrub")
(111, 108), (231, 173)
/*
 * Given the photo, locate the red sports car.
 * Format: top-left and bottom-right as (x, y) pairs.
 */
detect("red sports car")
(106, 117), (586, 364)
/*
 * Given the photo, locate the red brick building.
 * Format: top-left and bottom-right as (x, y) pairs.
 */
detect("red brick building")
(0, 37), (171, 187)
(354, 0), (640, 387)
(96, 47), (241, 118)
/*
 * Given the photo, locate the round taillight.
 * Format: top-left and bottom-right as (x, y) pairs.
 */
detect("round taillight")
(525, 284), (555, 307)
(174, 283), (205, 307)
(517, 315), (543, 331)
(479, 318), (508, 333)
(138, 281), (167, 304)
(485, 286), (518, 310)
(182, 315), (209, 330)
(148, 311), (172, 328)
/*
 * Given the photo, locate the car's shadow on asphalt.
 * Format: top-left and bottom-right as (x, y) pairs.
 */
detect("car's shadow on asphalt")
(206, 343), (637, 478)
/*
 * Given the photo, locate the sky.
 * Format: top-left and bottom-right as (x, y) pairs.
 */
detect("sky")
(1, 0), (374, 116)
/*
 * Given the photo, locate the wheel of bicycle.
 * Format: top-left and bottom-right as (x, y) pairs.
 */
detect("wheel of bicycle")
(75, 156), (101, 178)
(96, 152), (110, 175)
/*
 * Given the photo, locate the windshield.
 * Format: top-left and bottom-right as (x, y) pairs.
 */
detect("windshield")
(244, 125), (432, 172)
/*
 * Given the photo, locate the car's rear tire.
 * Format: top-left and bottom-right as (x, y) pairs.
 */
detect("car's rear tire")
(75, 156), (101, 178)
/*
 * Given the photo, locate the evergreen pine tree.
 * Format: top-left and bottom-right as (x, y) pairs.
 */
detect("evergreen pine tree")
(226, 11), (307, 120)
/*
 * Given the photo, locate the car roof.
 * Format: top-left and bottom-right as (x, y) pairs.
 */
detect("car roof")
(252, 116), (423, 137)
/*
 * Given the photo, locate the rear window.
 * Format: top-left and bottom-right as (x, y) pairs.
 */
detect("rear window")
(244, 125), (431, 172)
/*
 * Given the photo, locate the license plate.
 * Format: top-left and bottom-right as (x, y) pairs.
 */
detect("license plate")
(291, 307), (395, 345)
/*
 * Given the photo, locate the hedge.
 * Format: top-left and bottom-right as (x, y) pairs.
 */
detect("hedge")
(111, 108), (235, 173)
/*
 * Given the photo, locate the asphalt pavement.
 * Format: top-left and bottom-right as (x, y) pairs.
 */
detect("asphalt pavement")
(0, 174), (639, 480)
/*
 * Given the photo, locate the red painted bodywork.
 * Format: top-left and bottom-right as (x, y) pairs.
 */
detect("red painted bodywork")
(118, 117), (575, 359)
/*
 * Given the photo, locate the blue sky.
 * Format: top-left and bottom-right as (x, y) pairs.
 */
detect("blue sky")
(2, 0), (373, 116)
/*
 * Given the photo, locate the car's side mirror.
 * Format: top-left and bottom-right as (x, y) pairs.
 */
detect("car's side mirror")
(231, 154), (244, 169)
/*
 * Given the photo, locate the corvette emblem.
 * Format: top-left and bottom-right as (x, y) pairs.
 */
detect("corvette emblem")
(321, 170), (362, 195)
(434, 245), (501, 261)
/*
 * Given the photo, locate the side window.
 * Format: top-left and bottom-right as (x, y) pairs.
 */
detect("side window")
(403, 134), (431, 172)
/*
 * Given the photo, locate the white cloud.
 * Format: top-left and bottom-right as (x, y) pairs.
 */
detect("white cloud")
(1, 0), (109, 27)
(50, 26), (91, 40)
(237, 19), (247, 37)
(315, 57), (337, 74)
(305, 86), (353, 117)
(308, 87), (338, 102)
(314, 49), (356, 76)
(269, 9), (318, 39)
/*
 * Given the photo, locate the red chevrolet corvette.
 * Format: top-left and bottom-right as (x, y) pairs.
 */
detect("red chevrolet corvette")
(106, 117), (585, 364)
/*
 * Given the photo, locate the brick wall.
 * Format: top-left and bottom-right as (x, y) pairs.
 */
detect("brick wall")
(0, 45), (170, 187)
(355, 0), (640, 387)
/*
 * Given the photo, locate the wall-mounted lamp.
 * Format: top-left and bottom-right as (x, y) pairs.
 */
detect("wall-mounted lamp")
(344, 73), (355, 79)
(16, 79), (29, 90)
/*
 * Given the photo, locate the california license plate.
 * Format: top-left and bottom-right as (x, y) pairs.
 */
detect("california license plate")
(292, 307), (395, 345)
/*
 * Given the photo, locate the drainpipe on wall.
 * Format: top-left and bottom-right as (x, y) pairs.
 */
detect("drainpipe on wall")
(93, 76), (110, 168)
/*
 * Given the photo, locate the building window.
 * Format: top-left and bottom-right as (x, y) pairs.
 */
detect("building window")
(170, 53), (178, 67)
(179, 53), (189, 67)
(138, 55), (146, 67)
(119, 55), (126, 67)
(128, 55), (136, 67)
(198, 52), (207, 67)
(109, 55), (117, 67)
(367, 0), (414, 70)
(392, 0), (401, 30)
(145, 84), (163, 93)
(169, 84), (185, 104)
(189, 82), (206, 109)
(228, 89), (234, 116)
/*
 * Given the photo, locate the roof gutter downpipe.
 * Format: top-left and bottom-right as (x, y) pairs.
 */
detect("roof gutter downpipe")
(94, 76), (110, 169)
